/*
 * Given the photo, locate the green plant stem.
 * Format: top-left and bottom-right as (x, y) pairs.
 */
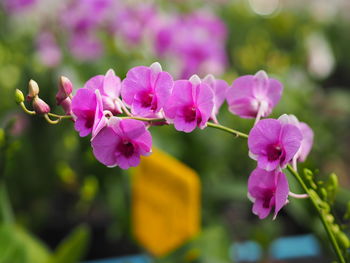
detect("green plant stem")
(286, 165), (346, 263)
(119, 116), (165, 122)
(206, 122), (249, 139)
(48, 113), (72, 120)
(119, 116), (249, 138)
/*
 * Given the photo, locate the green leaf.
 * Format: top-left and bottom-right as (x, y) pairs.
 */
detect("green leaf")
(0, 223), (51, 263)
(48, 224), (90, 263)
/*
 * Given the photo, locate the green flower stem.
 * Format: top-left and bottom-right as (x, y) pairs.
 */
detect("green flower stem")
(119, 116), (165, 122)
(118, 117), (249, 138)
(206, 122), (249, 139)
(48, 113), (73, 120)
(19, 102), (35, 115)
(19, 102), (73, 120)
(286, 165), (346, 263)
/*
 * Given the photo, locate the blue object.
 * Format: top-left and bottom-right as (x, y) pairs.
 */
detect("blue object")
(83, 254), (151, 263)
(230, 241), (262, 262)
(269, 234), (321, 259)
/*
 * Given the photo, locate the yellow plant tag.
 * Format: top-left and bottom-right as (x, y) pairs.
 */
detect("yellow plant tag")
(132, 148), (200, 257)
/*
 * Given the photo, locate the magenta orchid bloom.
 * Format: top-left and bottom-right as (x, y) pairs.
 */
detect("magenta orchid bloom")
(226, 70), (283, 119)
(202, 74), (229, 123)
(91, 117), (152, 169)
(248, 168), (289, 219)
(248, 118), (303, 171)
(164, 75), (214, 133)
(71, 88), (105, 137)
(278, 114), (314, 163)
(85, 69), (122, 115)
(121, 62), (173, 117)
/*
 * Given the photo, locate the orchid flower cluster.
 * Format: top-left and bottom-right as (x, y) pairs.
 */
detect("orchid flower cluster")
(15, 63), (350, 262)
(2, 0), (227, 78)
(16, 61), (314, 219)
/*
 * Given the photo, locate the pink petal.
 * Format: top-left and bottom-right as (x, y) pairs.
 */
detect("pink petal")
(174, 113), (197, 133)
(274, 171), (289, 219)
(121, 66), (150, 106)
(248, 119), (281, 156)
(103, 69), (121, 99)
(196, 82), (214, 128)
(154, 71), (173, 112)
(297, 122), (314, 162)
(164, 80), (193, 120)
(267, 79), (283, 107)
(91, 126), (121, 167)
(280, 124), (303, 167)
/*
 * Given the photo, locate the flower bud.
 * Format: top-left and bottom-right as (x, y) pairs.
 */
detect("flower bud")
(27, 80), (39, 101)
(56, 76), (73, 105)
(336, 232), (350, 250)
(15, 89), (25, 104)
(32, 97), (50, 115)
(60, 97), (72, 115)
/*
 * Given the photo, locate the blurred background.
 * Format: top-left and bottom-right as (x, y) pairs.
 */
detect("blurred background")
(0, 0), (350, 262)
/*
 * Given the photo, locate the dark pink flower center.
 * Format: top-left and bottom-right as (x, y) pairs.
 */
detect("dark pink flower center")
(84, 110), (95, 129)
(183, 105), (197, 123)
(140, 91), (156, 110)
(118, 140), (135, 158)
(266, 144), (283, 162)
(261, 188), (275, 209)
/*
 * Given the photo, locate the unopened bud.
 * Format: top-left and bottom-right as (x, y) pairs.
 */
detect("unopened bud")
(32, 97), (50, 114)
(15, 89), (25, 104)
(27, 80), (40, 101)
(337, 232), (350, 249)
(60, 97), (72, 115)
(56, 76), (73, 105)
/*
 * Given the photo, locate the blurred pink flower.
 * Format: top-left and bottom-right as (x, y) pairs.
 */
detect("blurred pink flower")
(155, 11), (228, 78)
(61, 0), (113, 32)
(69, 32), (104, 61)
(36, 31), (62, 68)
(113, 3), (156, 44)
(2, 0), (36, 13)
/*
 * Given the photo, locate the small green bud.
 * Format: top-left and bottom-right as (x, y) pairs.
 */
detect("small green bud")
(325, 214), (335, 224)
(320, 187), (328, 200)
(336, 232), (350, 249)
(331, 224), (340, 234)
(325, 173), (339, 204)
(15, 89), (25, 104)
(304, 169), (317, 189)
(328, 173), (338, 190)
